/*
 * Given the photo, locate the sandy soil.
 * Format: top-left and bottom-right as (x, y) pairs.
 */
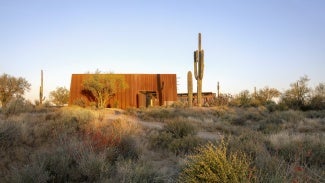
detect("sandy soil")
(102, 108), (222, 140)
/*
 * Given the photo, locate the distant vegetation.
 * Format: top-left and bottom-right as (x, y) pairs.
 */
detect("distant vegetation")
(49, 87), (70, 106)
(0, 73), (324, 182)
(212, 75), (324, 111)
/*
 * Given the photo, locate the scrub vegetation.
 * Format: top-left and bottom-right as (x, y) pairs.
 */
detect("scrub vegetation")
(0, 74), (324, 182)
(0, 105), (324, 182)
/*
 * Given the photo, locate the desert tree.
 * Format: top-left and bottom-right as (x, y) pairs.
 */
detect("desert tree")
(49, 87), (70, 106)
(0, 73), (31, 107)
(82, 70), (128, 108)
(309, 82), (325, 110)
(281, 75), (311, 110)
(256, 87), (281, 105)
(229, 90), (252, 107)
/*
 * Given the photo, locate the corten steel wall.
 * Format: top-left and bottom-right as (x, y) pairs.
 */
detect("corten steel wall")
(69, 74), (177, 109)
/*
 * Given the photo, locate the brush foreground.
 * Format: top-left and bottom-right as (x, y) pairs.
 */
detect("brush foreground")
(0, 106), (324, 182)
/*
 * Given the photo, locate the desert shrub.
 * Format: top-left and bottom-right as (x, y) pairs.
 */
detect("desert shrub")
(254, 156), (289, 183)
(116, 135), (140, 160)
(35, 135), (112, 182)
(170, 101), (186, 108)
(304, 110), (325, 119)
(6, 159), (50, 183)
(258, 114), (284, 134)
(149, 120), (202, 155)
(265, 101), (278, 112)
(115, 160), (162, 183)
(42, 146), (77, 182)
(229, 107), (266, 126)
(164, 120), (196, 138)
(168, 135), (205, 156)
(178, 141), (255, 183)
(139, 108), (174, 122)
(108, 118), (140, 136)
(268, 132), (325, 168)
(228, 129), (268, 159)
(0, 121), (21, 149)
(72, 97), (87, 108)
(77, 149), (111, 182)
(60, 107), (94, 124)
(2, 97), (33, 116)
(267, 132), (325, 182)
(55, 107), (94, 133)
(225, 129), (290, 182)
(278, 110), (304, 122)
(149, 131), (174, 150)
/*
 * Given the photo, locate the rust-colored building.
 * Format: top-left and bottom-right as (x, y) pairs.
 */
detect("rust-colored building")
(69, 74), (177, 109)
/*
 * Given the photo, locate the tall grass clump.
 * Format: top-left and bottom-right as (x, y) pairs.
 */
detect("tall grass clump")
(178, 141), (255, 183)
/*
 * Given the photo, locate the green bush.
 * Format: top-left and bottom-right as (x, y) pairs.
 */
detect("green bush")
(178, 141), (255, 183)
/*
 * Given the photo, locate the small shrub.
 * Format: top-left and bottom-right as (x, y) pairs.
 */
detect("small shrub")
(2, 97), (33, 116)
(77, 151), (111, 182)
(55, 107), (94, 133)
(304, 110), (325, 119)
(116, 135), (140, 160)
(178, 141), (255, 183)
(6, 160), (50, 183)
(164, 120), (196, 138)
(149, 131), (174, 150)
(115, 159), (162, 183)
(72, 97), (87, 108)
(168, 135), (204, 155)
(278, 110), (304, 122)
(268, 132), (325, 168)
(0, 121), (21, 149)
(149, 120), (202, 155)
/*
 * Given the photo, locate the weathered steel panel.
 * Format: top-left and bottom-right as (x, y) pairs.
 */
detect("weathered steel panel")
(69, 74), (177, 109)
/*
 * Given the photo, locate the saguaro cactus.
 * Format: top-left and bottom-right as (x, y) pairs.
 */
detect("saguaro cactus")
(39, 70), (45, 105)
(194, 33), (204, 107)
(187, 71), (193, 107)
(217, 81), (220, 98)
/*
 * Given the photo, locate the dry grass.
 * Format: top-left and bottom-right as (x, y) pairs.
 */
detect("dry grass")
(0, 106), (324, 182)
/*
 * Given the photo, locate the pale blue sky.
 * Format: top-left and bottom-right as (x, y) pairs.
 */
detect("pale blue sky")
(1, 0), (324, 101)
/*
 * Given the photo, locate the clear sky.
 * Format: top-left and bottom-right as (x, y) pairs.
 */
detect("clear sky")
(1, 0), (324, 101)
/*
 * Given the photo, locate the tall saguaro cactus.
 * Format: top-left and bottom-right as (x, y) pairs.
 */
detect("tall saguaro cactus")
(39, 70), (45, 105)
(194, 33), (204, 107)
(187, 71), (193, 107)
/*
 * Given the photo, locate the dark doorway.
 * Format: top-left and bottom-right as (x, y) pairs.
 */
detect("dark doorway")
(137, 91), (157, 108)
